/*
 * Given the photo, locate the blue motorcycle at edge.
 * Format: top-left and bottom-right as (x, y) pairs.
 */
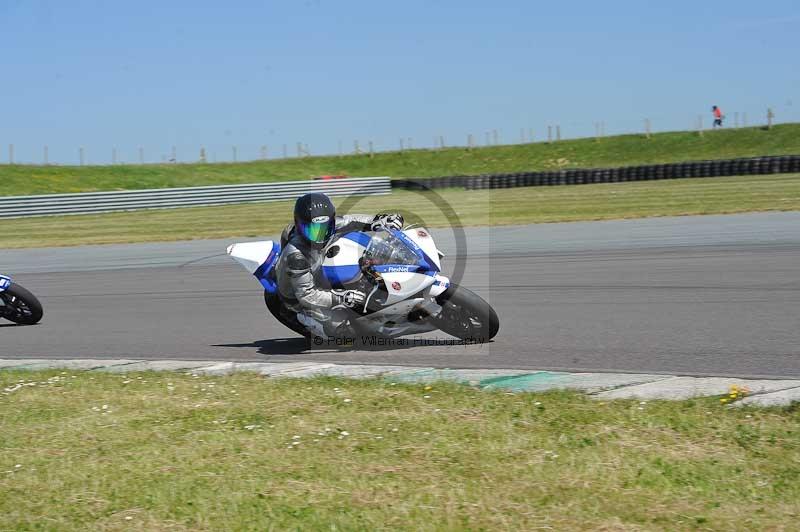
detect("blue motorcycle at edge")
(0, 274), (43, 325)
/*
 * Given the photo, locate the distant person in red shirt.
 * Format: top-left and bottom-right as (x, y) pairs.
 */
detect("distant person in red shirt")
(712, 105), (724, 128)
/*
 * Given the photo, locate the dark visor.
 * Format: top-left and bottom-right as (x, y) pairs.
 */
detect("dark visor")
(297, 218), (334, 244)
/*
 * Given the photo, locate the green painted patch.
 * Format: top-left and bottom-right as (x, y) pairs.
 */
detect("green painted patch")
(479, 372), (570, 391)
(386, 368), (534, 386)
(383, 369), (572, 391)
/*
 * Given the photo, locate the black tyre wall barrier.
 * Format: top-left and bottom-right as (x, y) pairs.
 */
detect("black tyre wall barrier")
(391, 154), (800, 191)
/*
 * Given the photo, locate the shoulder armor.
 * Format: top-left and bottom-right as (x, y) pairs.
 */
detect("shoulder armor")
(285, 252), (310, 273)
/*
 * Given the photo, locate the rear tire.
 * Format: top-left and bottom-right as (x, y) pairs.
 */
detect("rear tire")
(434, 284), (499, 342)
(1, 283), (43, 325)
(264, 291), (309, 338)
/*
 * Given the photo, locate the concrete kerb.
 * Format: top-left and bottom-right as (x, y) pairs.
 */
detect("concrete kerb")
(3, 359), (140, 371)
(594, 376), (800, 401)
(1, 359), (799, 406)
(737, 386), (800, 407)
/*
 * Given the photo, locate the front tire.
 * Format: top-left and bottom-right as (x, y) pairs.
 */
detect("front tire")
(1, 283), (43, 325)
(434, 284), (499, 342)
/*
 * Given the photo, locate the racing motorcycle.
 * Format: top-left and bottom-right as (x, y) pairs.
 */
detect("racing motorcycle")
(0, 275), (43, 325)
(227, 226), (499, 345)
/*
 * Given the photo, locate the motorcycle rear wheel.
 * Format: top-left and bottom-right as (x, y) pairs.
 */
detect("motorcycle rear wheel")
(264, 291), (310, 338)
(1, 283), (43, 325)
(435, 284), (499, 342)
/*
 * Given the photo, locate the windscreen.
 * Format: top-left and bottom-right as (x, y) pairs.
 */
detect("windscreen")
(363, 232), (419, 267)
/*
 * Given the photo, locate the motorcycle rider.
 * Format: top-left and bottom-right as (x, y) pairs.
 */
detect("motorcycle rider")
(274, 192), (404, 337)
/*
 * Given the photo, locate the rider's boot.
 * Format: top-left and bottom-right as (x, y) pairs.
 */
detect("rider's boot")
(296, 312), (327, 341)
(332, 319), (358, 346)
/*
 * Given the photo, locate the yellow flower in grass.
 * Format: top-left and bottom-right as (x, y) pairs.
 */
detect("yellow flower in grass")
(720, 384), (751, 405)
(732, 385), (749, 396)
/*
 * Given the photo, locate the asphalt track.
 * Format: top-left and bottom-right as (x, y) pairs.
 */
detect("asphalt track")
(2, 212), (799, 378)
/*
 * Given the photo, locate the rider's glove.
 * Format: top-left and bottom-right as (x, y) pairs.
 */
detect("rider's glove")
(332, 289), (366, 309)
(371, 213), (404, 232)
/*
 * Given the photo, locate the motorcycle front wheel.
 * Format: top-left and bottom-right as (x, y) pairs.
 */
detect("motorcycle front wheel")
(434, 284), (499, 342)
(0, 283), (43, 325)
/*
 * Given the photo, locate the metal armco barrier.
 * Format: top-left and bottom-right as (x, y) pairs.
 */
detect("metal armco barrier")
(391, 155), (800, 191)
(0, 177), (391, 218)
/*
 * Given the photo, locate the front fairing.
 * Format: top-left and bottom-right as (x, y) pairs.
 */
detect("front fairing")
(320, 228), (441, 307)
(364, 229), (440, 274)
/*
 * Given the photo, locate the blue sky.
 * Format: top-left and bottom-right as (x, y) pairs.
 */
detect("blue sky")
(1, 0), (798, 164)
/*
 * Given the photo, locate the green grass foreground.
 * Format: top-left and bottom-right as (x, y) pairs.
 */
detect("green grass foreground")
(2, 173), (799, 249)
(2, 124), (799, 196)
(0, 370), (798, 530)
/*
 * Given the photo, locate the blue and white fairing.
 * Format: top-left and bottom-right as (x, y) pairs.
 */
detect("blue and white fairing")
(227, 227), (453, 339)
(225, 241), (281, 293)
(226, 227), (450, 309)
(321, 232), (370, 288)
(321, 228), (450, 304)
(0, 274), (12, 293)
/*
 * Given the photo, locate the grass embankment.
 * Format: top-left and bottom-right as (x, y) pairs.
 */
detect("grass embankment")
(1, 370), (798, 530)
(2, 173), (799, 249)
(2, 124), (799, 196)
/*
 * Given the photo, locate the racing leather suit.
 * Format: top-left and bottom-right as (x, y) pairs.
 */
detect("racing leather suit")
(276, 214), (375, 312)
